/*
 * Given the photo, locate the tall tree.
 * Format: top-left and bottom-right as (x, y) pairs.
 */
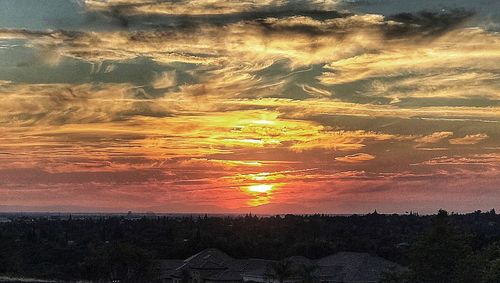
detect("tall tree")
(266, 260), (296, 283)
(409, 210), (472, 283)
(299, 264), (319, 283)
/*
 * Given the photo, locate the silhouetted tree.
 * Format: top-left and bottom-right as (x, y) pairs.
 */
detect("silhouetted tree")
(408, 210), (472, 283)
(299, 264), (319, 283)
(266, 260), (295, 283)
(81, 243), (155, 283)
(2, 211), (500, 281)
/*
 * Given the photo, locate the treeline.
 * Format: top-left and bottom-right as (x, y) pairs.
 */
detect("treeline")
(0, 210), (499, 282)
(382, 210), (500, 283)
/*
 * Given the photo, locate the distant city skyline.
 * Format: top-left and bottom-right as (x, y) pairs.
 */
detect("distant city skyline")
(0, 0), (499, 214)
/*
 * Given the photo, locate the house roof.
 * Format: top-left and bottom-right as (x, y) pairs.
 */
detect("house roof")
(161, 249), (233, 279)
(240, 259), (275, 278)
(196, 260), (227, 270)
(207, 258), (274, 281)
(287, 256), (313, 266)
(182, 248), (234, 270)
(160, 260), (184, 270)
(160, 250), (406, 283)
(230, 259), (274, 272)
(206, 269), (245, 281)
(159, 260), (185, 277)
(316, 252), (406, 282)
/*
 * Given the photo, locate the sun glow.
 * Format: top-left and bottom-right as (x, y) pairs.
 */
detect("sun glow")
(251, 119), (275, 125)
(244, 183), (279, 206)
(247, 184), (274, 193)
(251, 172), (270, 181)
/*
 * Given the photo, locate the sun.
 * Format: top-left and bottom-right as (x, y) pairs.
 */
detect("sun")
(247, 184), (274, 193)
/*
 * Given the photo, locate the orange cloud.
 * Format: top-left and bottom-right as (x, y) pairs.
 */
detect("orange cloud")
(449, 133), (489, 145)
(335, 153), (375, 163)
(415, 132), (453, 144)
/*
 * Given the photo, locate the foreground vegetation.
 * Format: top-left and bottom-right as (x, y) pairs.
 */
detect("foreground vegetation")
(0, 210), (499, 282)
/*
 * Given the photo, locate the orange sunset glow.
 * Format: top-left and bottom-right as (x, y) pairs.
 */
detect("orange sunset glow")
(0, 0), (499, 214)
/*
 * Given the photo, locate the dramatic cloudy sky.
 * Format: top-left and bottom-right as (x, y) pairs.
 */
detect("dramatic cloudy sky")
(0, 0), (499, 214)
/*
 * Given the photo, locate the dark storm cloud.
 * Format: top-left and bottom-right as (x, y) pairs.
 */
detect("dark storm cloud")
(82, 0), (475, 42)
(81, 0), (346, 30)
(385, 9), (474, 37)
(95, 8), (350, 30)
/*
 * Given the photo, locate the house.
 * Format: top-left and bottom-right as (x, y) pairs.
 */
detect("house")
(159, 249), (405, 283)
(159, 249), (269, 283)
(0, 217), (12, 223)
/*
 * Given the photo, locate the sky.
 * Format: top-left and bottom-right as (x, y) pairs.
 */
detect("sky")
(0, 0), (499, 214)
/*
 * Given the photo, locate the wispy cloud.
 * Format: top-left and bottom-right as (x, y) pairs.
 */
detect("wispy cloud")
(449, 133), (489, 145)
(0, 1), (498, 212)
(335, 153), (375, 163)
(415, 131), (453, 144)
